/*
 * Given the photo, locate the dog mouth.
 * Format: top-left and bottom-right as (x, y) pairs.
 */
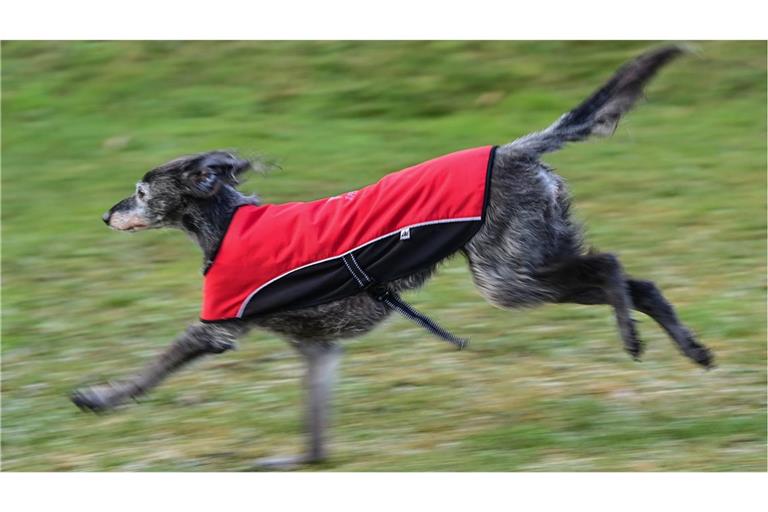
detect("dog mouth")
(108, 220), (150, 232)
(107, 210), (152, 232)
(123, 224), (149, 232)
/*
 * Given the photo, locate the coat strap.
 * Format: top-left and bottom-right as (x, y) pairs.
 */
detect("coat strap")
(341, 254), (468, 350)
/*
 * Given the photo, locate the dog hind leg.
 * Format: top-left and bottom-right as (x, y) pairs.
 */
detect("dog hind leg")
(627, 279), (713, 367)
(538, 253), (642, 360)
(552, 277), (713, 368)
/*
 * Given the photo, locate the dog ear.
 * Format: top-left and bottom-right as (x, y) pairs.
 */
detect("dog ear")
(202, 152), (252, 186)
(181, 153), (251, 196)
(181, 165), (221, 197)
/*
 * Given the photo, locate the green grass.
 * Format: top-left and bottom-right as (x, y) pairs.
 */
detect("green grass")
(1, 41), (765, 471)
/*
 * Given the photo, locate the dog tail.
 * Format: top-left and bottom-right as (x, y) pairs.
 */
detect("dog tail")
(505, 46), (686, 157)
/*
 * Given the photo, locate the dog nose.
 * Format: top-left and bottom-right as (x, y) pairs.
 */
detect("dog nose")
(102, 211), (111, 225)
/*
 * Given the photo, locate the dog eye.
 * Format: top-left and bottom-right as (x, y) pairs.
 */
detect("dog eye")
(137, 189), (146, 200)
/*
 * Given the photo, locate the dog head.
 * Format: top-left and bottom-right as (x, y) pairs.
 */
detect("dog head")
(103, 151), (253, 232)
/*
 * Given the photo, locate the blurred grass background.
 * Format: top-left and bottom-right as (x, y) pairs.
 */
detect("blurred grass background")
(1, 41), (765, 471)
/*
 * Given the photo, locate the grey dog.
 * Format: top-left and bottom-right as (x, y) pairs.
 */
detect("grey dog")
(72, 46), (713, 468)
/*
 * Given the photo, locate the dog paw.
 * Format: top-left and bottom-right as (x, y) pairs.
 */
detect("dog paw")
(623, 319), (644, 361)
(71, 384), (123, 413)
(680, 330), (715, 369)
(690, 347), (715, 369)
(625, 341), (645, 362)
(249, 454), (320, 471)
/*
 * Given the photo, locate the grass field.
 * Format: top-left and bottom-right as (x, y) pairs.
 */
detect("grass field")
(1, 41), (766, 471)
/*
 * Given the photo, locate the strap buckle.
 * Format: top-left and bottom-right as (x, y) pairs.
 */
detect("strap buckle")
(367, 283), (391, 302)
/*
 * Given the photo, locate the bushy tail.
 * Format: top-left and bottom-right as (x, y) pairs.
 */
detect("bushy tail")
(506, 46), (686, 156)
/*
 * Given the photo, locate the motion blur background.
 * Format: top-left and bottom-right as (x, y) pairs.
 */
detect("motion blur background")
(1, 41), (765, 471)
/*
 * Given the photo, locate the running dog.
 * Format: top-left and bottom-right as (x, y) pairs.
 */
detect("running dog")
(72, 46), (713, 468)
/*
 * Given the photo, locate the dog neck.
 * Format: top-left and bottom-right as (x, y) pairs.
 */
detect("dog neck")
(181, 187), (260, 270)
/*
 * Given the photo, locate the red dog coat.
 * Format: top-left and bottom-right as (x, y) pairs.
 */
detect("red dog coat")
(202, 146), (496, 333)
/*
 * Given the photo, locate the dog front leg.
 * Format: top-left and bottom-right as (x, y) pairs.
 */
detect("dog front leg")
(301, 341), (344, 463)
(71, 322), (245, 412)
(254, 341), (344, 470)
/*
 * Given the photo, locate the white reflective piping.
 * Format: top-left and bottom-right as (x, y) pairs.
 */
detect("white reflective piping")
(347, 254), (372, 284)
(341, 255), (365, 287)
(235, 215), (482, 317)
